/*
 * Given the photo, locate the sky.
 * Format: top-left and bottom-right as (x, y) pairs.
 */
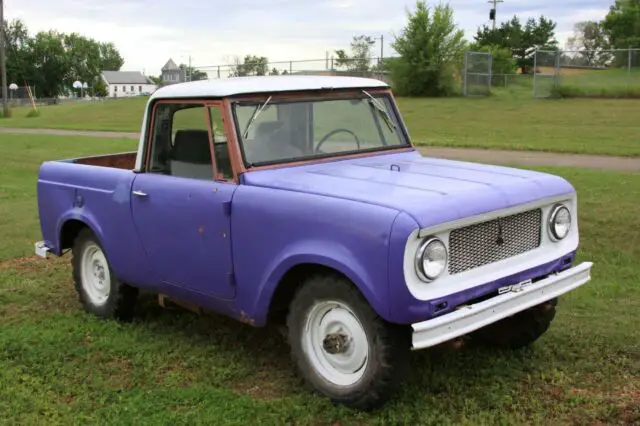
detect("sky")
(5, 0), (613, 77)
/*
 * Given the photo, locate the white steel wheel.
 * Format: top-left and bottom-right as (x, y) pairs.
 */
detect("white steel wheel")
(287, 274), (411, 411)
(79, 242), (111, 306)
(302, 300), (369, 387)
(71, 228), (139, 320)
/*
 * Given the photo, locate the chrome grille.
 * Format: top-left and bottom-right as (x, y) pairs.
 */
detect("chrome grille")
(448, 209), (542, 275)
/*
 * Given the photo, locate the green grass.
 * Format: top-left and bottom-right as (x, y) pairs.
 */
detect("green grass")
(0, 134), (638, 424)
(1, 93), (639, 156)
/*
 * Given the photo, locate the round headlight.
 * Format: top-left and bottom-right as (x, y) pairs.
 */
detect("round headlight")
(548, 204), (572, 241)
(415, 237), (448, 282)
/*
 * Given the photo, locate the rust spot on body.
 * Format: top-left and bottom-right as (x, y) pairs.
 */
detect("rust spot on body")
(239, 310), (256, 326)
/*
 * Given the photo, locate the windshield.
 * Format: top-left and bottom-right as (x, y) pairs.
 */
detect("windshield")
(232, 92), (409, 167)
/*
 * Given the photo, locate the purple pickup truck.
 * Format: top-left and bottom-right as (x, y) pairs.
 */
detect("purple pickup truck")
(35, 76), (592, 410)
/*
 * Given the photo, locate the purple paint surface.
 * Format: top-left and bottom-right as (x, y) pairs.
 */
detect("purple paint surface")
(37, 148), (577, 326)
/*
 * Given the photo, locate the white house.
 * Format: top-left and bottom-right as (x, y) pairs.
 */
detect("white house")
(101, 71), (158, 98)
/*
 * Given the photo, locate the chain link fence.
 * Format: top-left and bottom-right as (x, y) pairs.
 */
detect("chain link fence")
(197, 57), (390, 83)
(534, 48), (640, 98)
(462, 51), (492, 96)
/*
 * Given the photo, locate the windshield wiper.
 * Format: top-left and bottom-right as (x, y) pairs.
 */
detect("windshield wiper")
(242, 95), (272, 139)
(362, 90), (396, 133)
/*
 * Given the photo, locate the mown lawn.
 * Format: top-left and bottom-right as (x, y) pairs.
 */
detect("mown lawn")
(1, 93), (639, 157)
(0, 134), (638, 425)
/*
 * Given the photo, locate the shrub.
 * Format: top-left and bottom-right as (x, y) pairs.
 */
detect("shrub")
(390, 1), (467, 97)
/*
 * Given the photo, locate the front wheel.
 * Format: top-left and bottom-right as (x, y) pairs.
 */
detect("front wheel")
(71, 228), (138, 321)
(286, 274), (410, 411)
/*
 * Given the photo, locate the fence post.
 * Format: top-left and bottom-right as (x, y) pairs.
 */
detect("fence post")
(628, 47), (632, 96)
(532, 48), (537, 98)
(289, 61), (293, 74)
(462, 52), (468, 97)
(488, 53), (493, 93)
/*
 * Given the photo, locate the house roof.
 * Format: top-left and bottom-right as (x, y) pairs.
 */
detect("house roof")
(149, 75), (389, 100)
(161, 58), (180, 71)
(102, 71), (154, 85)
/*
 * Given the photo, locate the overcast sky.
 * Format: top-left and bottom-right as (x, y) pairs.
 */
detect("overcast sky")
(6, 0), (612, 76)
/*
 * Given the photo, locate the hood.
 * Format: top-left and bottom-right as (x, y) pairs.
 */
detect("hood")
(241, 150), (575, 229)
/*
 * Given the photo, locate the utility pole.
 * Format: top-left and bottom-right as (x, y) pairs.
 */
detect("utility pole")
(0, 0), (9, 115)
(488, 0), (504, 31)
(380, 34), (384, 64)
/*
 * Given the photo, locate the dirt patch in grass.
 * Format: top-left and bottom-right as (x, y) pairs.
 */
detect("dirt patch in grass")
(229, 367), (297, 401)
(0, 254), (67, 272)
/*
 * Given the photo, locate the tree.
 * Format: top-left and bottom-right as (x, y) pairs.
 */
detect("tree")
(603, 0), (640, 48)
(98, 42), (124, 71)
(3, 18), (125, 98)
(179, 64), (208, 81)
(26, 31), (70, 98)
(228, 55), (269, 77)
(269, 67), (280, 75)
(93, 78), (108, 97)
(474, 15), (558, 73)
(389, 1), (467, 97)
(566, 21), (612, 66)
(602, 0), (640, 66)
(334, 35), (376, 72)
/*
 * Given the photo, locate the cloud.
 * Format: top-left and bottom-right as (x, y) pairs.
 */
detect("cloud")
(5, 0), (614, 76)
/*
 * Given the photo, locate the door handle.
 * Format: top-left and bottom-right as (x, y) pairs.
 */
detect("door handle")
(132, 190), (148, 197)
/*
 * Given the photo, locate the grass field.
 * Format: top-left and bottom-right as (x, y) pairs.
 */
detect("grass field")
(0, 133), (638, 424)
(1, 93), (639, 157)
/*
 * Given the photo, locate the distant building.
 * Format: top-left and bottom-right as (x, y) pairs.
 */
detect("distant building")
(101, 71), (157, 98)
(161, 59), (186, 85)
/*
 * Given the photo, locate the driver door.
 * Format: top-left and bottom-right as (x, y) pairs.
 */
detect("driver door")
(131, 101), (238, 299)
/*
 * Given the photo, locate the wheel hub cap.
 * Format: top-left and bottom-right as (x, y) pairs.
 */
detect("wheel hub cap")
(303, 301), (369, 387)
(80, 243), (111, 306)
(322, 332), (350, 354)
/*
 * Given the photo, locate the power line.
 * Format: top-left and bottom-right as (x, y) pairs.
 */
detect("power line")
(488, 0), (504, 31)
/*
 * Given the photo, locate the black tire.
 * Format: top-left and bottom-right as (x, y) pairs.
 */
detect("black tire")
(286, 274), (411, 411)
(470, 298), (558, 350)
(71, 228), (138, 321)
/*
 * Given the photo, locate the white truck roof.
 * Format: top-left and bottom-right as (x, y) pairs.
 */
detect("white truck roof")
(149, 75), (389, 99)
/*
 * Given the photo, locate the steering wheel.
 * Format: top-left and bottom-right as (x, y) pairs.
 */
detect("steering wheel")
(315, 128), (361, 153)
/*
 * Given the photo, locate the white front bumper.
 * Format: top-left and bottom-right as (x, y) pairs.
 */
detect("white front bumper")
(411, 261), (593, 350)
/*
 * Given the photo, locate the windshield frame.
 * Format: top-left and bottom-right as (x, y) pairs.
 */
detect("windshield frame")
(228, 88), (414, 171)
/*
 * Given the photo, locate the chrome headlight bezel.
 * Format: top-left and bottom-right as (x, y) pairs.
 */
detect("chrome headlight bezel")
(414, 236), (448, 282)
(548, 203), (572, 242)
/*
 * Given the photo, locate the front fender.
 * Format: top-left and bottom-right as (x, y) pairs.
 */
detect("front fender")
(250, 238), (388, 326)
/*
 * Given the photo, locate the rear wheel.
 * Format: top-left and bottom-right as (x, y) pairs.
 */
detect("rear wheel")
(470, 298), (558, 349)
(71, 228), (138, 321)
(286, 274), (410, 411)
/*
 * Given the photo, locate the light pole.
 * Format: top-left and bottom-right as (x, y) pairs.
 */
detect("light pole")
(72, 80), (86, 98)
(370, 35), (384, 67)
(9, 83), (17, 101)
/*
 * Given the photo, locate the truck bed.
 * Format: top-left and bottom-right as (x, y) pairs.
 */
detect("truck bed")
(72, 151), (137, 169)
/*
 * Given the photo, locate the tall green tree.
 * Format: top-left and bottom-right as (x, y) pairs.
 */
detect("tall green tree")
(603, 0), (640, 49)
(26, 31), (69, 98)
(602, 0), (640, 66)
(390, 1), (467, 97)
(566, 21), (612, 66)
(474, 15), (557, 73)
(3, 18), (124, 97)
(334, 35), (377, 72)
